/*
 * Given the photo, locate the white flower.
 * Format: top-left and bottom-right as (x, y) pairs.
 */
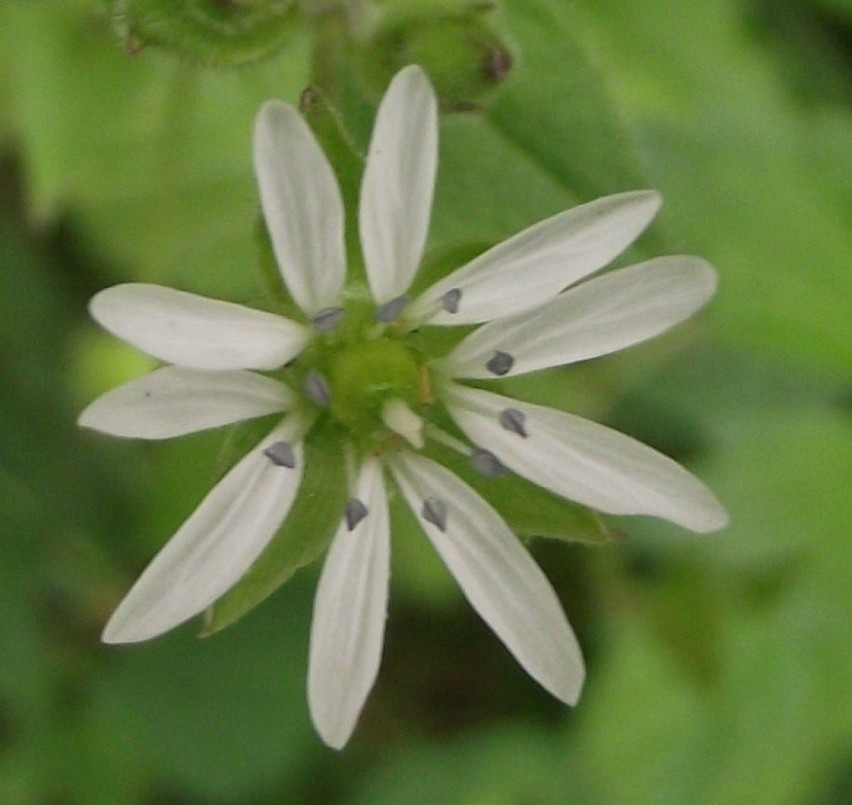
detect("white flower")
(80, 65), (728, 749)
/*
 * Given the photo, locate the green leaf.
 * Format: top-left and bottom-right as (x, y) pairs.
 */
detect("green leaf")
(351, 723), (579, 805)
(489, 0), (660, 208)
(578, 0), (852, 376)
(203, 420), (348, 635)
(571, 408), (852, 805)
(93, 582), (319, 801)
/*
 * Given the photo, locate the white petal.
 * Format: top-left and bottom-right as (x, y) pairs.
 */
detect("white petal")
(102, 422), (305, 643)
(390, 451), (584, 705)
(360, 65), (438, 304)
(443, 257), (718, 379)
(90, 284), (308, 371)
(254, 100), (346, 315)
(408, 190), (662, 325)
(443, 384), (728, 533)
(79, 367), (293, 439)
(308, 459), (390, 749)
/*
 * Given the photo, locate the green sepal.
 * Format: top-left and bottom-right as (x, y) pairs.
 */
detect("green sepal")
(111, 0), (300, 67)
(202, 420), (349, 636)
(422, 433), (614, 546)
(298, 86), (366, 275)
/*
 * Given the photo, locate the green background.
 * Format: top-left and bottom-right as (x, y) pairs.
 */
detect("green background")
(1, 0), (850, 802)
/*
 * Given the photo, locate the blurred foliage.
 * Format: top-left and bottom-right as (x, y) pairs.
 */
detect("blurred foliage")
(0, 0), (850, 803)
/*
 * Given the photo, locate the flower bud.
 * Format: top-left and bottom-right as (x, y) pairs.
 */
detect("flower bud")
(110, 0), (299, 66)
(360, 1), (513, 110)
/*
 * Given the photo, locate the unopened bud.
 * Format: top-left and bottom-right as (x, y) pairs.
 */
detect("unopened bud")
(360, 1), (513, 111)
(110, 0), (299, 67)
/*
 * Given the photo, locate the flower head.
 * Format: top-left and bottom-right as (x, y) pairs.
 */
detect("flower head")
(80, 66), (727, 749)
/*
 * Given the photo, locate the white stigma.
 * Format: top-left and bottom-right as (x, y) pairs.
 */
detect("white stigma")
(381, 399), (425, 449)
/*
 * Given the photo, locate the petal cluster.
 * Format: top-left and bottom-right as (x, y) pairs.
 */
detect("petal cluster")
(80, 65), (727, 749)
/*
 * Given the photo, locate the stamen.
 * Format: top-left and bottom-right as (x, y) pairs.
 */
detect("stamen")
(264, 441), (296, 469)
(470, 447), (506, 477)
(441, 288), (462, 314)
(498, 408), (528, 438)
(304, 368), (330, 407)
(381, 399), (424, 449)
(424, 424), (468, 455)
(485, 350), (514, 376)
(312, 307), (344, 333)
(421, 497), (448, 532)
(417, 365), (434, 405)
(376, 295), (409, 323)
(345, 498), (369, 531)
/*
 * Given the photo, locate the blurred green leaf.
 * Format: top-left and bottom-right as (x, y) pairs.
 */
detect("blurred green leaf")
(814, 0), (852, 22)
(92, 580), (320, 801)
(491, 0), (658, 204)
(0, 1), (310, 298)
(351, 722), (581, 805)
(579, 0), (852, 376)
(571, 409), (852, 805)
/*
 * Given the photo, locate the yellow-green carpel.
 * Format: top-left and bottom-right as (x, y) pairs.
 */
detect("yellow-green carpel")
(327, 338), (423, 440)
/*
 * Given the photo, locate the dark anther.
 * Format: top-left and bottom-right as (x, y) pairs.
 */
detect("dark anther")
(441, 288), (462, 314)
(312, 307), (344, 333)
(498, 408), (527, 438)
(421, 497), (448, 532)
(264, 441), (296, 469)
(470, 448), (506, 477)
(345, 499), (369, 531)
(305, 368), (331, 407)
(485, 351), (514, 376)
(376, 295), (409, 323)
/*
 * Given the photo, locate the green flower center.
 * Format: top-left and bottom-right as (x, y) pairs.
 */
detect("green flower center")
(328, 338), (421, 435)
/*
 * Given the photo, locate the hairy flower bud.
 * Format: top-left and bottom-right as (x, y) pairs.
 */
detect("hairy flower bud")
(359, 1), (513, 110)
(110, 0), (299, 66)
